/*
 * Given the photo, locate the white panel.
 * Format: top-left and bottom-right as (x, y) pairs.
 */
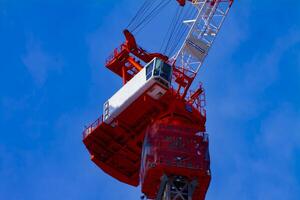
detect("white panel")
(103, 58), (170, 124)
(185, 35), (209, 61)
(147, 85), (167, 100)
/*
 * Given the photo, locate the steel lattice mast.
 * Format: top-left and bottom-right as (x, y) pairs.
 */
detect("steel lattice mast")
(154, 175), (198, 200)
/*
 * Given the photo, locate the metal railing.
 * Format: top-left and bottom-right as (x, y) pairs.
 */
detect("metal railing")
(105, 44), (125, 65)
(82, 115), (103, 139)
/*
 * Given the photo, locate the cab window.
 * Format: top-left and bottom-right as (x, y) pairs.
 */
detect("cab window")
(146, 60), (154, 80)
(153, 59), (161, 76)
(160, 63), (172, 82)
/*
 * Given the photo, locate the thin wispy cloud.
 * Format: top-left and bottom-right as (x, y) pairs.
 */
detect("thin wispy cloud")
(22, 35), (63, 87)
(244, 30), (300, 93)
(252, 104), (300, 199)
(205, 5), (300, 199)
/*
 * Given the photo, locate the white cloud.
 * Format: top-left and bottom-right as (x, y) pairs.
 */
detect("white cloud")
(252, 104), (300, 199)
(208, 29), (300, 122)
(244, 30), (300, 93)
(22, 35), (63, 87)
(206, 12), (300, 199)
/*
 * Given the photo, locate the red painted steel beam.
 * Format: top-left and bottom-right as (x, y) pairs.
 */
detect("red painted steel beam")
(106, 30), (168, 84)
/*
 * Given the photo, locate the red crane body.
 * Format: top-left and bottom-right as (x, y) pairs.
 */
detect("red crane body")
(83, 0), (234, 199)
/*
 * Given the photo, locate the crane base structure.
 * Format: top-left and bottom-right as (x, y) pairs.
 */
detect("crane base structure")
(83, 88), (211, 199)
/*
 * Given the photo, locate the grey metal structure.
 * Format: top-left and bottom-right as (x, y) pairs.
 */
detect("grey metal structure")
(155, 175), (198, 200)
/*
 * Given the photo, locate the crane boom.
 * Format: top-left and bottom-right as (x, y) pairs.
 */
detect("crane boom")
(172, 0), (233, 98)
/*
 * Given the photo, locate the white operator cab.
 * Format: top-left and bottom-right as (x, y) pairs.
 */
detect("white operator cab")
(103, 57), (172, 124)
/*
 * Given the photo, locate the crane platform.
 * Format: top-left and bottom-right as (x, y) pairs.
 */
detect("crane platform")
(83, 89), (206, 187)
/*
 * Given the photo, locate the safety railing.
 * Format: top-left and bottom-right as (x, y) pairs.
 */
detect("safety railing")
(82, 115), (103, 139)
(105, 44), (125, 66)
(187, 82), (207, 116)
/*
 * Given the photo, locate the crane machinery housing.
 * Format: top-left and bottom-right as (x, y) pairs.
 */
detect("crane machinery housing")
(83, 0), (234, 199)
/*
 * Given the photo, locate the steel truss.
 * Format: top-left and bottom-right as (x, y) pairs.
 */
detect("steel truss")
(173, 0), (233, 96)
(154, 175), (197, 200)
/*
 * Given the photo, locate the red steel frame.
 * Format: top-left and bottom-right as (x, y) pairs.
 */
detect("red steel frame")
(106, 30), (168, 85)
(83, 0), (235, 199)
(83, 29), (209, 198)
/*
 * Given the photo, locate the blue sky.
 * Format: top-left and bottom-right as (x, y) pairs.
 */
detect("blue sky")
(1, 0), (300, 199)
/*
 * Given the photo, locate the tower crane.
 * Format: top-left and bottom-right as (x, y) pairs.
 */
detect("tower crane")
(83, 0), (234, 199)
